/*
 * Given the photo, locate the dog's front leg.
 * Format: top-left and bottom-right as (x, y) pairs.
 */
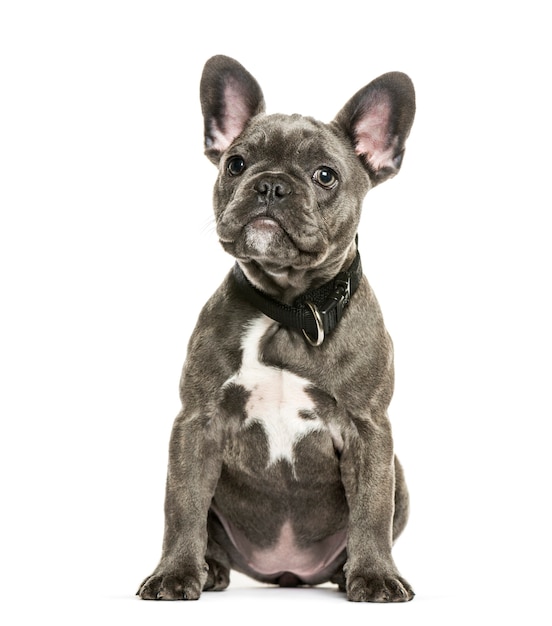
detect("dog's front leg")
(341, 416), (414, 602)
(138, 410), (224, 600)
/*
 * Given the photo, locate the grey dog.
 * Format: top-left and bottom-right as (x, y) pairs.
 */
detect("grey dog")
(138, 55), (416, 603)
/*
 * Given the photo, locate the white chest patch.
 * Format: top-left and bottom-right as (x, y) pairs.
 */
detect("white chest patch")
(225, 315), (324, 468)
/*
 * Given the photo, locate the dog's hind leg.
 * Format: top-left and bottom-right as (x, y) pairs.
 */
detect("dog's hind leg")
(393, 456), (410, 542)
(204, 512), (231, 591)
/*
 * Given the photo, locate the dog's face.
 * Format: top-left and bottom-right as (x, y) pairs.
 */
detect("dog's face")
(200, 56), (415, 291)
(211, 113), (369, 274)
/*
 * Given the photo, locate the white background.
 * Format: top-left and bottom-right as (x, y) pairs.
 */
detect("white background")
(1, 1), (551, 624)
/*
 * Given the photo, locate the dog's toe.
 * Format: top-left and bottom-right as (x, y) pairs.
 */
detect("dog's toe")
(347, 573), (414, 603)
(203, 559), (230, 591)
(138, 573), (203, 601)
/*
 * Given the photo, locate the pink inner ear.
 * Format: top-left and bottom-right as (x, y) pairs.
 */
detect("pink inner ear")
(209, 79), (253, 152)
(354, 96), (397, 170)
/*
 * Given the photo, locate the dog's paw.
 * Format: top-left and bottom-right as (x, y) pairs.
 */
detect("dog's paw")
(137, 571), (205, 601)
(346, 573), (414, 603)
(203, 558), (230, 591)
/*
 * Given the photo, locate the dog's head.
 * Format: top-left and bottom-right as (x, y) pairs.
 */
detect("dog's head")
(200, 55), (415, 297)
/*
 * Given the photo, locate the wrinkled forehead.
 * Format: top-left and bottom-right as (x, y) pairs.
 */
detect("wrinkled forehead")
(233, 113), (346, 165)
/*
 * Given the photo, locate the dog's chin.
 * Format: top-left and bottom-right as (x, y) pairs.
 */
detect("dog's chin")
(221, 217), (323, 269)
(244, 217), (285, 252)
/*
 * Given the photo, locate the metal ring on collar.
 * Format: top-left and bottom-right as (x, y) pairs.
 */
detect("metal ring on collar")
(302, 301), (325, 346)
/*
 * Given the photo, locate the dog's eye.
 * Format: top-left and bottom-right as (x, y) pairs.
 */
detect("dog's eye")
(227, 156), (246, 176)
(313, 167), (338, 189)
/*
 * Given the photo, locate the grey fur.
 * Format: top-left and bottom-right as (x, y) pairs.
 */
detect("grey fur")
(138, 55), (416, 602)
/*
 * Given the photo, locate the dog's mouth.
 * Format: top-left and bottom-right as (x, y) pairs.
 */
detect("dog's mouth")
(240, 214), (293, 256)
(219, 211), (326, 267)
(216, 178), (331, 270)
(247, 216), (283, 234)
(218, 213), (286, 243)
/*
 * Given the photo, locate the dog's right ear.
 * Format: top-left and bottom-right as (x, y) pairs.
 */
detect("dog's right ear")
(200, 55), (265, 164)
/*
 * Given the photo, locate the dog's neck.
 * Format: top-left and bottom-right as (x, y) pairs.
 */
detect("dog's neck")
(236, 240), (358, 306)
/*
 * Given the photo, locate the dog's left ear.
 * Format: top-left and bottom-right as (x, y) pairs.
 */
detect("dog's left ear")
(334, 72), (415, 185)
(200, 55), (265, 164)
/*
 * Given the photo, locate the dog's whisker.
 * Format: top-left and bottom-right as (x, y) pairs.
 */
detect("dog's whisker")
(200, 217), (218, 236)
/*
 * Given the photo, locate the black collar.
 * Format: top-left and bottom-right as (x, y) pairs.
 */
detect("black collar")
(232, 249), (362, 346)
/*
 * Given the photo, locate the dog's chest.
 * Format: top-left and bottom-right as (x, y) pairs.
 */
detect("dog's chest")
(224, 316), (328, 469)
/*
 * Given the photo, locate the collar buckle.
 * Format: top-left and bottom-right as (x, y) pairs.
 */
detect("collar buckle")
(302, 273), (351, 347)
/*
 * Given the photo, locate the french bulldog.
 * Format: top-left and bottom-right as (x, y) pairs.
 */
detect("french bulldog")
(138, 55), (416, 603)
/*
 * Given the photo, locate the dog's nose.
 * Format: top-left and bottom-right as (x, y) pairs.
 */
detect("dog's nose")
(254, 176), (292, 202)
